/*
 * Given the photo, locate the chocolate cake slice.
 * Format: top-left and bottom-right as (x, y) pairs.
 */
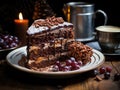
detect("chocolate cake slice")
(26, 16), (93, 71)
(26, 16), (75, 70)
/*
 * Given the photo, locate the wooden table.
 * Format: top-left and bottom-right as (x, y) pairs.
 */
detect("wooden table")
(0, 54), (120, 90)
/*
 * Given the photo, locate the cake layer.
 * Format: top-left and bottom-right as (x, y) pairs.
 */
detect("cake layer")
(27, 16), (73, 35)
(27, 52), (68, 69)
(27, 27), (74, 45)
(28, 39), (74, 61)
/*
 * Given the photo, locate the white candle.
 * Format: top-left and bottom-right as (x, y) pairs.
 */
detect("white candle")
(14, 12), (29, 46)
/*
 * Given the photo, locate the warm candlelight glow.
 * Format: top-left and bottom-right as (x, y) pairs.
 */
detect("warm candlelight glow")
(14, 12), (29, 46)
(19, 12), (23, 20)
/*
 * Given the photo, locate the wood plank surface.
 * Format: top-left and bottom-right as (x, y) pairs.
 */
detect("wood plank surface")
(0, 55), (120, 90)
(64, 56), (120, 90)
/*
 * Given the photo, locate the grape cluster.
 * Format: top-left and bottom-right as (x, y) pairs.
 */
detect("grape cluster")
(51, 57), (83, 72)
(92, 66), (120, 81)
(99, 66), (112, 79)
(0, 34), (19, 50)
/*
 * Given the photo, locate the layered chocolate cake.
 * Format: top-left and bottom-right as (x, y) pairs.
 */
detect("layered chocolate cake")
(26, 16), (93, 71)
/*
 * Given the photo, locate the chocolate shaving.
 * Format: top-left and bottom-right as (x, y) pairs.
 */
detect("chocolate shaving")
(95, 75), (103, 81)
(33, 16), (64, 28)
(67, 41), (93, 64)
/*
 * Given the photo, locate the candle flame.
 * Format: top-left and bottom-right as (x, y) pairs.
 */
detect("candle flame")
(19, 12), (23, 20)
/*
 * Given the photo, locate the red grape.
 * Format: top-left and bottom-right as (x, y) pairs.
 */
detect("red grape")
(106, 66), (112, 72)
(99, 67), (106, 74)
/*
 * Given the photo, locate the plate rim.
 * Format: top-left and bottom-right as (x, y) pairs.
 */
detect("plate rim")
(6, 46), (105, 76)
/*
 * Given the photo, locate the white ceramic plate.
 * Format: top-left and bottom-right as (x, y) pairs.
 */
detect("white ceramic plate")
(6, 46), (105, 78)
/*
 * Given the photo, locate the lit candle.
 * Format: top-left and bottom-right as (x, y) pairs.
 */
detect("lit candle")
(14, 12), (29, 46)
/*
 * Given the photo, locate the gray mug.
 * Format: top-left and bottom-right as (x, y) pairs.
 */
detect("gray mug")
(63, 2), (107, 42)
(96, 25), (120, 53)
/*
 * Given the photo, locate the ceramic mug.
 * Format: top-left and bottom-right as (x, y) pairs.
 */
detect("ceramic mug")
(96, 25), (120, 53)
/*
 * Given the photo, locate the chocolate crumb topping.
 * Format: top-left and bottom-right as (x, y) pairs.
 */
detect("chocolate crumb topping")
(33, 16), (64, 28)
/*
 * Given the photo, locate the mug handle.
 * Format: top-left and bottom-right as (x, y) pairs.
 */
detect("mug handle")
(93, 10), (108, 39)
(95, 9), (108, 25)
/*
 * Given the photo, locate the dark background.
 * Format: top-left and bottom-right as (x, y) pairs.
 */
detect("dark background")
(0, 0), (120, 35)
